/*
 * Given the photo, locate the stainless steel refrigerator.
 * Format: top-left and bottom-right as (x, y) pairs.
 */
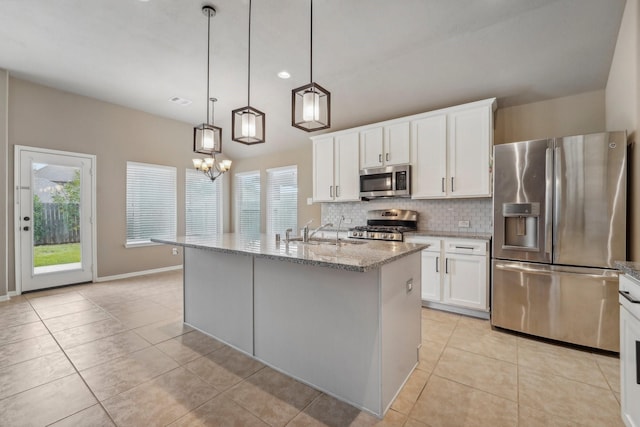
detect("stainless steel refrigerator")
(491, 131), (627, 352)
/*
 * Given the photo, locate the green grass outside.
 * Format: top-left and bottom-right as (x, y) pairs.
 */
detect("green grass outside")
(33, 243), (81, 267)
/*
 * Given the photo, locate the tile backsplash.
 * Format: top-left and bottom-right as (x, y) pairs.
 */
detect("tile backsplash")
(322, 198), (493, 233)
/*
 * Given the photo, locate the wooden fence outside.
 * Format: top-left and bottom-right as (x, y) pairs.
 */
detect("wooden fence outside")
(35, 203), (80, 245)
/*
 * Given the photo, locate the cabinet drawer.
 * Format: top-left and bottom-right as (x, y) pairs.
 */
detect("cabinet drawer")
(445, 239), (487, 255)
(405, 236), (441, 252)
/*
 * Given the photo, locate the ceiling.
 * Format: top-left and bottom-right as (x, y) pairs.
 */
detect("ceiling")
(0, 0), (626, 159)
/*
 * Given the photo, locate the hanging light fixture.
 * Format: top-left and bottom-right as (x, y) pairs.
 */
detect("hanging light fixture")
(232, 0), (265, 145)
(193, 5), (231, 181)
(291, 0), (330, 132)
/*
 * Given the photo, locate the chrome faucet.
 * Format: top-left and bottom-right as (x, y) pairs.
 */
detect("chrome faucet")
(285, 228), (293, 243)
(302, 219), (313, 242)
(308, 222), (334, 241)
(336, 215), (345, 245)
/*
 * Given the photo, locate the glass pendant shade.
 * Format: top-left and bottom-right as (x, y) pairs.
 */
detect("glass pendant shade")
(232, 106), (265, 145)
(193, 123), (222, 154)
(292, 82), (330, 131)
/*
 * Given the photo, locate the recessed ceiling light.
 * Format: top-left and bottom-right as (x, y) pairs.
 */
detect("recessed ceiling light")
(277, 71), (291, 79)
(169, 96), (192, 106)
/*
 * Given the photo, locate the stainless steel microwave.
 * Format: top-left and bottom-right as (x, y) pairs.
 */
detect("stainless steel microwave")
(359, 165), (411, 199)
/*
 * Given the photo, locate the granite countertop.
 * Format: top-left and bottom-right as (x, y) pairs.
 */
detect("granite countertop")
(615, 261), (640, 281)
(152, 234), (427, 273)
(405, 231), (492, 240)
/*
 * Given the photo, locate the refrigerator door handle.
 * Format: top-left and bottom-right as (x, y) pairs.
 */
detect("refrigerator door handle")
(553, 146), (562, 261)
(545, 147), (553, 259)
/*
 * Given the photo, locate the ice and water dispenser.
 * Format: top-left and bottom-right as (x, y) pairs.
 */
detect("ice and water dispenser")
(501, 202), (540, 251)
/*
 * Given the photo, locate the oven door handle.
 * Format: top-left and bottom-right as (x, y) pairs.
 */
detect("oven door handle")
(620, 290), (640, 304)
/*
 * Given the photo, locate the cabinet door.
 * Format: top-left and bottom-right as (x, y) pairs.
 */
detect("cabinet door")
(411, 115), (447, 198)
(313, 137), (335, 202)
(360, 127), (384, 168)
(384, 122), (410, 165)
(448, 106), (492, 197)
(620, 304), (640, 427)
(421, 250), (442, 302)
(335, 132), (360, 201)
(443, 253), (488, 310)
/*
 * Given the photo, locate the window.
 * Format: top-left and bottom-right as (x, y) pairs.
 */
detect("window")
(267, 166), (297, 236)
(185, 169), (222, 236)
(235, 170), (261, 237)
(126, 161), (176, 246)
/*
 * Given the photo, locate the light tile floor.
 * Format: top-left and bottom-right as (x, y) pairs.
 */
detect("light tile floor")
(0, 270), (623, 426)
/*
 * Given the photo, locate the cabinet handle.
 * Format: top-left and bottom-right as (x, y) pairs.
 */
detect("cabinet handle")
(386, 153), (389, 162)
(336, 185), (340, 198)
(441, 177), (445, 193)
(379, 154), (382, 163)
(451, 177), (455, 192)
(455, 245), (475, 250)
(435, 256), (439, 273)
(445, 258), (449, 274)
(620, 290), (640, 304)
(636, 340), (640, 385)
(330, 186), (333, 198)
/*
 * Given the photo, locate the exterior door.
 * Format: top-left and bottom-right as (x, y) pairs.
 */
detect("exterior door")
(16, 146), (95, 292)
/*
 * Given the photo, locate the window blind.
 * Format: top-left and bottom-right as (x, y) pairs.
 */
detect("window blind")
(186, 169), (222, 236)
(126, 161), (176, 246)
(234, 170), (261, 237)
(266, 165), (297, 236)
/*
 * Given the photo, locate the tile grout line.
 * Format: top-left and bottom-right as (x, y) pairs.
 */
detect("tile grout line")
(25, 294), (120, 427)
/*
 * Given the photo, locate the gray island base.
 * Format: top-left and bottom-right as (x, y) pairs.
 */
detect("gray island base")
(152, 234), (425, 418)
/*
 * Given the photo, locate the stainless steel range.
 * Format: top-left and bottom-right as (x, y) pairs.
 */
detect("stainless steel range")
(348, 209), (418, 242)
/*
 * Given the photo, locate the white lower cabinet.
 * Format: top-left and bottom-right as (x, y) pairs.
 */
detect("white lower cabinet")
(620, 274), (640, 427)
(406, 235), (489, 317)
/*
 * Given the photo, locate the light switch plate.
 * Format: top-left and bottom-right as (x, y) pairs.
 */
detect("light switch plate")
(458, 220), (470, 228)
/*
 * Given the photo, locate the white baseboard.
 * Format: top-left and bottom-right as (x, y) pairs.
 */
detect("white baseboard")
(0, 294), (9, 302)
(96, 265), (183, 283)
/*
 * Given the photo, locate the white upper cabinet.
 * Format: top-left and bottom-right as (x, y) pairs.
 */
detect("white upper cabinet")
(411, 99), (495, 199)
(360, 122), (410, 168)
(312, 97), (495, 202)
(312, 132), (360, 202)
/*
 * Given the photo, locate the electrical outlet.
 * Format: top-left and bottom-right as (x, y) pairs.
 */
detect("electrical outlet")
(458, 220), (470, 228)
(172, 247), (179, 255)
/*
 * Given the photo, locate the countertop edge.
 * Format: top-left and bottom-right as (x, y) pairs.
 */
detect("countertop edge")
(615, 261), (640, 282)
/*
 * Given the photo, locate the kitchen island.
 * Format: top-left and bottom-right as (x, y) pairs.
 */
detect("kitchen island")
(152, 234), (425, 418)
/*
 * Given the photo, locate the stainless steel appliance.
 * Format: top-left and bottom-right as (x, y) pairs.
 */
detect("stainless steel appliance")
(492, 131), (627, 352)
(359, 165), (411, 199)
(348, 209), (417, 241)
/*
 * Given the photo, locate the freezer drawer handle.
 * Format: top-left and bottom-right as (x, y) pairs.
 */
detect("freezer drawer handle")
(620, 290), (640, 304)
(636, 341), (640, 385)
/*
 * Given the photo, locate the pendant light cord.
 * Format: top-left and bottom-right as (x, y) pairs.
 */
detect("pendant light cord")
(310, 0), (313, 83)
(247, 0), (252, 107)
(206, 10), (211, 125)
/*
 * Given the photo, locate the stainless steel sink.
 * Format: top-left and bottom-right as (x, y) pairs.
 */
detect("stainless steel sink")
(287, 238), (367, 246)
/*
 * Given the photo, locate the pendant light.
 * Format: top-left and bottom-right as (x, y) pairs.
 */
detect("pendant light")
(194, 5), (223, 154)
(192, 5), (231, 181)
(232, 0), (265, 145)
(292, 0), (330, 132)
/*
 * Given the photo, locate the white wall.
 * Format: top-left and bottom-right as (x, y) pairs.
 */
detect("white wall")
(0, 70), (8, 298)
(606, 0), (639, 261)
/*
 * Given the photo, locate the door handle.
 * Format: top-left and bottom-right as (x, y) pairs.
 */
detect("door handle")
(336, 185), (340, 198)
(23, 226), (29, 231)
(620, 290), (640, 304)
(329, 186), (333, 198)
(441, 177), (445, 193)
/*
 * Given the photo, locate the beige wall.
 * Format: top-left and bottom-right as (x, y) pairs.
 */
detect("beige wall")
(0, 70), (7, 298)
(606, 0), (639, 261)
(230, 145), (321, 234)
(494, 90), (606, 145)
(7, 78), (232, 290)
